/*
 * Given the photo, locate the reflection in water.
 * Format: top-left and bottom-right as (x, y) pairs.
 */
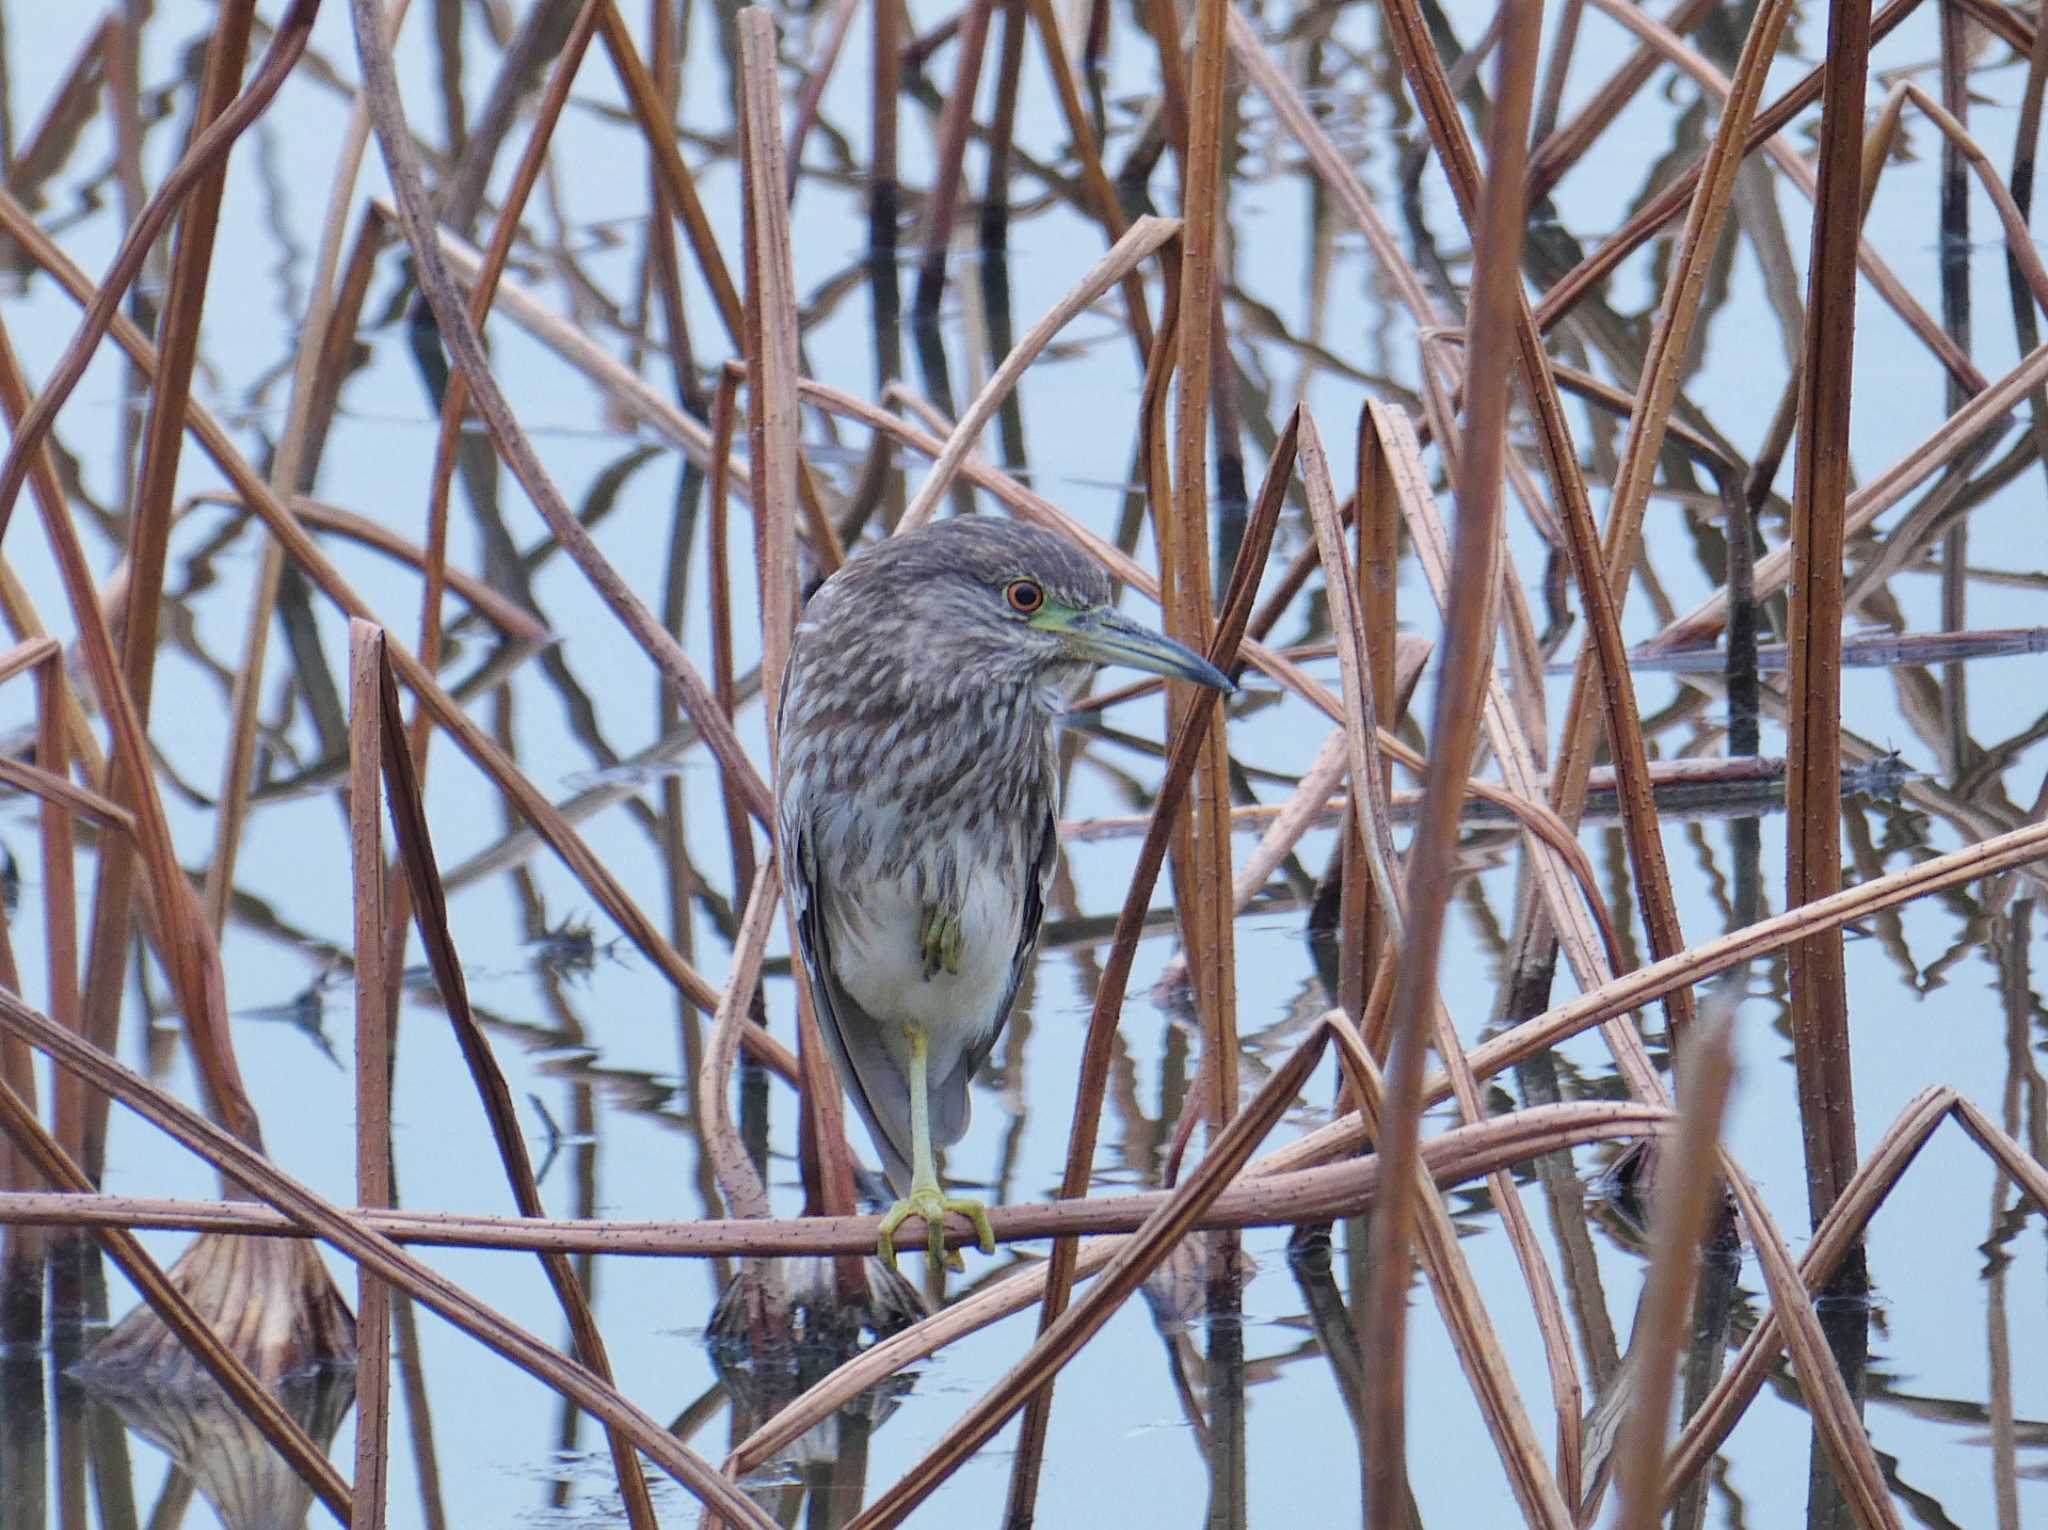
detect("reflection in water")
(706, 1257), (924, 1527)
(77, 1363), (355, 1530)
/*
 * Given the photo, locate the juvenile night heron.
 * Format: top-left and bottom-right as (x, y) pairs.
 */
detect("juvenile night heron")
(777, 517), (1232, 1272)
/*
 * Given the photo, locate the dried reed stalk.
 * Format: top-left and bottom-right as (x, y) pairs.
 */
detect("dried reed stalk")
(1306, 412), (1580, 1514)
(1024, 0), (1155, 355)
(348, 624), (395, 1530)
(1785, 0), (1870, 1228)
(0, 1101), (1667, 1256)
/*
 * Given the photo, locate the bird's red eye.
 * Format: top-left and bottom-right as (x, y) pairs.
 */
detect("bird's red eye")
(1005, 579), (1044, 615)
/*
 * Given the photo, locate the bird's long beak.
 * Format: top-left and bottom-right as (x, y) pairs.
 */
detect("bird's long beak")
(1053, 606), (1236, 693)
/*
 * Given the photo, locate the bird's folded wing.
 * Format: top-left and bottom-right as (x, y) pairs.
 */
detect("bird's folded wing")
(787, 818), (916, 1193)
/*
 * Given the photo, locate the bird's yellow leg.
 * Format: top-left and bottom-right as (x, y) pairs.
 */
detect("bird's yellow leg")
(874, 1025), (997, 1273)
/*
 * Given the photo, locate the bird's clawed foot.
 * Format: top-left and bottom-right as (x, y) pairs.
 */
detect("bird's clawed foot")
(876, 1187), (997, 1273)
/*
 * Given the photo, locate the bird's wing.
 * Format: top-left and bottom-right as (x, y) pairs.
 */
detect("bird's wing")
(930, 803), (1057, 1150)
(785, 812), (917, 1192)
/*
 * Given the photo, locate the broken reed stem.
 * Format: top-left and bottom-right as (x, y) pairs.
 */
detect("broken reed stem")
(348, 624), (394, 1530)
(1786, 0), (1869, 1229)
(1365, 6), (1544, 1524)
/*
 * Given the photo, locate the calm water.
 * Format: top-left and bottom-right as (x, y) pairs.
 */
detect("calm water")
(1, 0), (2046, 1525)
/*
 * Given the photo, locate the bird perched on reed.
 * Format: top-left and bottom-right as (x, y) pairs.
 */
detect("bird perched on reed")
(776, 517), (1233, 1272)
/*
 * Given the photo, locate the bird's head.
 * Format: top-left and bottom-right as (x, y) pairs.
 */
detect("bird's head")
(810, 518), (1235, 706)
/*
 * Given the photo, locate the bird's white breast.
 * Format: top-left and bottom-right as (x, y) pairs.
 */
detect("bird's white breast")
(826, 853), (1022, 1067)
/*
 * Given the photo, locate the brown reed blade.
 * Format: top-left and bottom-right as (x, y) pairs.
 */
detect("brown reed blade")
(30, 648), (80, 1172)
(1302, 412), (1401, 931)
(913, 0), (995, 311)
(121, 0), (250, 729)
(0, 988), (778, 1530)
(123, 0), (296, 951)
(1784, 0), (1869, 1229)
(1721, 1171), (1900, 1527)
(347, 623), (394, 1530)
(1164, 0), (1240, 1149)
(1023, 0), (1155, 356)
(594, 0), (744, 345)
(698, 868), (782, 1222)
(705, 370), (760, 917)
(1307, 422), (1581, 1518)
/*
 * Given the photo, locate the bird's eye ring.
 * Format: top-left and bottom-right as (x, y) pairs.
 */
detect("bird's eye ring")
(1005, 579), (1045, 615)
